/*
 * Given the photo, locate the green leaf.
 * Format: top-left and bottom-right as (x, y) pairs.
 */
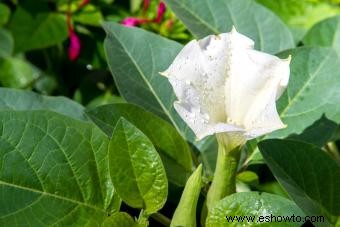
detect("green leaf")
(163, 0), (294, 54)
(102, 212), (136, 227)
(256, 182), (289, 199)
(87, 103), (193, 186)
(0, 110), (120, 226)
(73, 4), (103, 26)
(287, 115), (337, 147)
(198, 136), (218, 176)
(237, 171), (259, 186)
(259, 139), (340, 220)
(103, 22), (195, 141)
(130, 0), (143, 13)
(269, 47), (340, 138)
(256, 0), (340, 42)
(0, 57), (39, 88)
(9, 7), (68, 53)
(0, 88), (86, 121)
(109, 118), (168, 214)
(206, 192), (305, 226)
(247, 116), (337, 166)
(303, 15), (340, 56)
(0, 29), (13, 58)
(0, 3), (10, 26)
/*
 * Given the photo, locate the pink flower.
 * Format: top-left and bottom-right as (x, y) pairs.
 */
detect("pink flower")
(68, 30), (81, 61)
(155, 2), (166, 23)
(122, 1), (166, 28)
(121, 17), (148, 27)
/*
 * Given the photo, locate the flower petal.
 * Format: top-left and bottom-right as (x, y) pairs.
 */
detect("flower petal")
(244, 92), (286, 139)
(174, 101), (244, 140)
(161, 40), (226, 122)
(224, 32), (290, 127)
(68, 30), (81, 61)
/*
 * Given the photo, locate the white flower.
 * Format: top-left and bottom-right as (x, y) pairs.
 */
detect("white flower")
(161, 27), (290, 145)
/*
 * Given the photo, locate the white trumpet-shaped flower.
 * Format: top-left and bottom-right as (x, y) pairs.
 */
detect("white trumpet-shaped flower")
(161, 27), (290, 146)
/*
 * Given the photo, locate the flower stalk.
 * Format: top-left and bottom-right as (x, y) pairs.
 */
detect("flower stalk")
(170, 164), (203, 227)
(206, 134), (241, 211)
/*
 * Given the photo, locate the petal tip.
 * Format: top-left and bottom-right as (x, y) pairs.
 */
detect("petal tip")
(285, 55), (292, 63)
(231, 25), (237, 33)
(159, 71), (168, 77)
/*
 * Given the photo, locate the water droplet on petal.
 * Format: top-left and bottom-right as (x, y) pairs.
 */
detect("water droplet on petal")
(203, 113), (210, 123)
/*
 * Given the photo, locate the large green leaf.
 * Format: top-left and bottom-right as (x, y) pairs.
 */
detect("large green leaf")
(9, 7), (68, 53)
(109, 118), (168, 214)
(206, 192), (305, 226)
(0, 111), (120, 226)
(259, 139), (340, 221)
(163, 0), (294, 54)
(270, 47), (340, 138)
(303, 15), (340, 56)
(0, 29), (13, 58)
(0, 57), (39, 88)
(103, 22), (194, 141)
(87, 103), (193, 186)
(0, 88), (86, 121)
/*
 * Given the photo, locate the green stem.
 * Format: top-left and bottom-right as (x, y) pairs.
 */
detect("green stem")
(150, 212), (171, 226)
(171, 165), (203, 227)
(206, 135), (241, 211)
(137, 210), (148, 227)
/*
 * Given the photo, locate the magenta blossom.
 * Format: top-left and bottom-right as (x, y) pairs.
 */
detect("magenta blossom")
(68, 30), (81, 61)
(122, 1), (166, 27)
(155, 2), (166, 23)
(121, 17), (148, 27)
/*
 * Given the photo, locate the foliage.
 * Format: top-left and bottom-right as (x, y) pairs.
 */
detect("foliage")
(0, 0), (340, 226)
(256, 0), (340, 41)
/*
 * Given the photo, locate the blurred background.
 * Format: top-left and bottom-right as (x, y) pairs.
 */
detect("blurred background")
(0, 0), (339, 107)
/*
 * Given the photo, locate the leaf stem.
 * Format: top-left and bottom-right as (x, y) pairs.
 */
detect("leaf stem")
(137, 210), (149, 227)
(206, 135), (241, 211)
(150, 212), (171, 226)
